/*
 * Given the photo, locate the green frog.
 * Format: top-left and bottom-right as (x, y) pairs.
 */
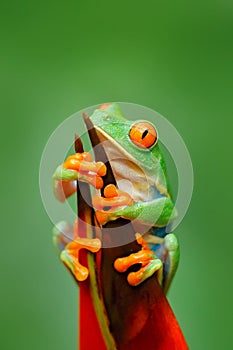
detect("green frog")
(52, 103), (179, 293)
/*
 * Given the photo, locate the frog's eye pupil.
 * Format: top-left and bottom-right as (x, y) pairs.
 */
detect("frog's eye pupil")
(129, 122), (158, 149)
(142, 129), (148, 139)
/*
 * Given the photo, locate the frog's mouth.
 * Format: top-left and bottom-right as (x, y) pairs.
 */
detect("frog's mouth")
(94, 126), (157, 203)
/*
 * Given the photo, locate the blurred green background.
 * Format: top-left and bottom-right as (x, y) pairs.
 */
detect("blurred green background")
(1, 1), (232, 349)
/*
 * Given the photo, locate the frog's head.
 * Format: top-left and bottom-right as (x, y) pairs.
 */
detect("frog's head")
(89, 103), (169, 201)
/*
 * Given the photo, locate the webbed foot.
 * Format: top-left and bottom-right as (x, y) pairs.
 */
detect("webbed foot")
(114, 233), (163, 287)
(60, 238), (101, 281)
(53, 152), (107, 202)
(53, 221), (101, 282)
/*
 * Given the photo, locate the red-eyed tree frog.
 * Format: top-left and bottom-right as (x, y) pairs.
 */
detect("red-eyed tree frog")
(52, 103), (179, 293)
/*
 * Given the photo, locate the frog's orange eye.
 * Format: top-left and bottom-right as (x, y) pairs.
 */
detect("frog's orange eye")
(129, 122), (158, 149)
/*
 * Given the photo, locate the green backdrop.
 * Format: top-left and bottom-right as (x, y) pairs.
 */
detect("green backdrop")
(1, 1), (232, 349)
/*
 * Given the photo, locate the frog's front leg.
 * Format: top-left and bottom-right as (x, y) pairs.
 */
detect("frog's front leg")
(52, 152), (104, 282)
(53, 220), (101, 282)
(53, 152), (106, 202)
(94, 187), (176, 228)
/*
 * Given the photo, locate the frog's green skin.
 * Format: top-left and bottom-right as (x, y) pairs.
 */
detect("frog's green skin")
(53, 103), (179, 293)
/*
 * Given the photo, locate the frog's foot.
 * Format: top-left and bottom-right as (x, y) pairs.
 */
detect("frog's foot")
(53, 220), (101, 282)
(60, 238), (101, 282)
(143, 232), (180, 293)
(53, 152), (107, 202)
(92, 184), (134, 225)
(114, 233), (163, 287)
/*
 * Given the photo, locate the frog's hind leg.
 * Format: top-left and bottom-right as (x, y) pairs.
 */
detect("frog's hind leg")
(162, 233), (180, 293)
(114, 233), (163, 287)
(52, 220), (101, 282)
(147, 233), (180, 294)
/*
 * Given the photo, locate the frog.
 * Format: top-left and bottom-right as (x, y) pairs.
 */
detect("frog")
(52, 103), (179, 293)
